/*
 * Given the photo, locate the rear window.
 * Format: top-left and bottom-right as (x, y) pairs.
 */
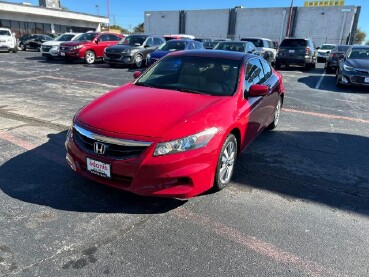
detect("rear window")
(336, 46), (350, 52)
(242, 38), (263, 47)
(280, 39), (308, 47)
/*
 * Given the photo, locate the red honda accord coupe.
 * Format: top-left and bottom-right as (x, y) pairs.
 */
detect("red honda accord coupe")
(65, 50), (284, 198)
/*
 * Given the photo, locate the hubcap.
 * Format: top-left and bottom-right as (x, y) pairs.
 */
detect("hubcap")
(274, 100), (281, 126)
(219, 140), (236, 184)
(135, 55), (142, 66)
(86, 52), (95, 63)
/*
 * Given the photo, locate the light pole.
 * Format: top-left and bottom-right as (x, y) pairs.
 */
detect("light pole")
(146, 13), (151, 34)
(107, 0), (110, 31)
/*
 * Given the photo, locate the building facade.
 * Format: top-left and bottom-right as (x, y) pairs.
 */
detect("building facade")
(144, 5), (361, 45)
(0, 1), (108, 37)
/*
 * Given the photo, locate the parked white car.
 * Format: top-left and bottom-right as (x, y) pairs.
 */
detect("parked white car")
(0, 28), (18, 53)
(241, 37), (277, 65)
(317, 44), (336, 62)
(41, 32), (81, 59)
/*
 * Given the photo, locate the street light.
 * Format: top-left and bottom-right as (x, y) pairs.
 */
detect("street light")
(146, 13), (151, 34)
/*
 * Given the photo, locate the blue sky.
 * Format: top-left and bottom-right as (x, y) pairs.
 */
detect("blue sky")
(6, 0), (368, 40)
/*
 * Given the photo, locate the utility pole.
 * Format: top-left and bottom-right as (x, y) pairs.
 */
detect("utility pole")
(107, 0), (110, 31)
(286, 0), (294, 37)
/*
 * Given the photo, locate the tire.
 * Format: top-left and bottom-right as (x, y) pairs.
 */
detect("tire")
(311, 62), (316, 69)
(108, 63), (116, 68)
(45, 56), (53, 60)
(20, 43), (26, 51)
(213, 134), (237, 191)
(336, 76), (344, 88)
(85, 50), (96, 64)
(133, 54), (143, 68)
(304, 63), (311, 70)
(268, 97), (282, 130)
(12, 47), (18, 53)
(275, 62), (281, 70)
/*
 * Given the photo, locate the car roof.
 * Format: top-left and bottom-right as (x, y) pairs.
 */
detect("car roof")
(165, 39), (193, 43)
(168, 50), (250, 61)
(242, 37), (271, 41)
(350, 45), (369, 49)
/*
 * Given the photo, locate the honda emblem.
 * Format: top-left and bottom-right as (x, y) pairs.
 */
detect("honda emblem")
(94, 142), (106, 155)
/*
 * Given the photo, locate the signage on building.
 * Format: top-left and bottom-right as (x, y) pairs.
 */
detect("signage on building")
(304, 0), (345, 7)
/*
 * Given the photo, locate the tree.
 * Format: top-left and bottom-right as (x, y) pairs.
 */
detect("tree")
(133, 23), (144, 33)
(109, 25), (130, 34)
(354, 28), (366, 45)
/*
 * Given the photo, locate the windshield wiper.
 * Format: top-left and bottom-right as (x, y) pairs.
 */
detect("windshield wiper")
(176, 88), (209, 95)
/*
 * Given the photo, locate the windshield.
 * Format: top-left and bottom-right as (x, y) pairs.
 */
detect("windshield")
(280, 39), (307, 47)
(0, 30), (11, 36)
(136, 56), (240, 96)
(119, 35), (146, 46)
(320, 44), (336, 50)
(214, 42), (245, 52)
(74, 33), (98, 41)
(242, 39), (262, 47)
(336, 45), (350, 52)
(348, 49), (369, 60)
(159, 41), (186, 51)
(55, 34), (75, 42)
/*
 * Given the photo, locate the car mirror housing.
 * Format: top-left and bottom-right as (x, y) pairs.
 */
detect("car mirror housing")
(95, 39), (99, 44)
(133, 71), (142, 79)
(248, 84), (269, 97)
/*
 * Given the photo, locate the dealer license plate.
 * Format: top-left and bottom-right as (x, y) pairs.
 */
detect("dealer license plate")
(86, 158), (111, 178)
(60, 52), (65, 56)
(365, 77), (369, 83)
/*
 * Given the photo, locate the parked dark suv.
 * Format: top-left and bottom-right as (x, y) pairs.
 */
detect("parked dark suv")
(104, 34), (165, 68)
(275, 38), (317, 70)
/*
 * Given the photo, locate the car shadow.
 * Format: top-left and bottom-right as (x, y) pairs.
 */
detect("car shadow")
(0, 131), (185, 214)
(232, 130), (369, 215)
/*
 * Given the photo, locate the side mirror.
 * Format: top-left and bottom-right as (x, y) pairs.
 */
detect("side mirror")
(95, 39), (99, 44)
(144, 44), (151, 48)
(133, 71), (142, 79)
(248, 84), (269, 97)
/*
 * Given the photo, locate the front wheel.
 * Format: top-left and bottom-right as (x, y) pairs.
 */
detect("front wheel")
(85, 50), (96, 64)
(12, 47), (18, 53)
(133, 54), (143, 68)
(213, 134), (237, 191)
(20, 43), (26, 51)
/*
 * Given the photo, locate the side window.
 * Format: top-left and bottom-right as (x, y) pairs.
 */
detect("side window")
(187, 42), (195, 50)
(195, 42), (203, 49)
(154, 37), (163, 45)
(260, 59), (272, 80)
(244, 59), (265, 92)
(267, 40), (273, 48)
(246, 43), (255, 53)
(108, 34), (120, 41)
(99, 34), (110, 42)
(145, 37), (154, 47)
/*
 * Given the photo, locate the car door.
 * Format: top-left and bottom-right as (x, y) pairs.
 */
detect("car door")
(142, 37), (156, 58)
(259, 59), (280, 128)
(95, 34), (111, 57)
(242, 58), (269, 147)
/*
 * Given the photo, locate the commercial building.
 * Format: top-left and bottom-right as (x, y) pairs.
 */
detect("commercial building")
(0, 0), (108, 37)
(144, 4), (361, 45)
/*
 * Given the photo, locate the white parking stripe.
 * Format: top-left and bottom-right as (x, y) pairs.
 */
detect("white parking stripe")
(315, 70), (326, 89)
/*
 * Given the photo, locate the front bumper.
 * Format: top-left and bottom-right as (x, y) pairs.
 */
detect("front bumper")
(65, 126), (219, 198)
(104, 53), (135, 65)
(338, 70), (369, 87)
(59, 50), (83, 60)
(41, 46), (60, 57)
(0, 44), (12, 51)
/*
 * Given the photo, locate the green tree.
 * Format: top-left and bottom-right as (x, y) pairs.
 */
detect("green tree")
(354, 28), (366, 45)
(133, 23), (144, 33)
(110, 25), (130, 34)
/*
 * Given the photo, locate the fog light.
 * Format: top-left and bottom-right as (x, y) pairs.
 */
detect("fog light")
(342, 76), (349, 84)
(66, 153), (77, 171)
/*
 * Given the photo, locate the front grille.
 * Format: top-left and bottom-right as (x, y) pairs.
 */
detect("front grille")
(42, 46), (52, 52)
(73, 126), (151, 159)
(106, 53), (121, 60)
(350, 76), (369, 85)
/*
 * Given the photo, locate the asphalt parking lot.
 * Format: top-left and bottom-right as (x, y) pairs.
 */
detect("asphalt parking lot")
(1, 51), (369, 276)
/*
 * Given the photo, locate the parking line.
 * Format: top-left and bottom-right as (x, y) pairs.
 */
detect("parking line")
(315, 70), (326, 89)
(284, 108), (369, 124)
(174, 208), (343, 277)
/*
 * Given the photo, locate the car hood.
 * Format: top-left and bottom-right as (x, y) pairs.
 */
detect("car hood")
(61, 41), (91, 46)
(346, 59), (369, 69)
(42, 41), (64, 46)
(150, 50), (170, 59)
(106, 44), (143, 51)
(76, 83), (230, 139)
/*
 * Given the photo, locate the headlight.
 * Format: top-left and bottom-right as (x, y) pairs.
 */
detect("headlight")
(154, 128), (218, 156)
(147, 54), (151, 59)
(343, 64), (354, 71)
(71, 45), (83, 50)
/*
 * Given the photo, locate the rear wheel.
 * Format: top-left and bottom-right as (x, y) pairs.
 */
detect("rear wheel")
(304, 63), (311, 70)
(85, 50), (96, 64)
(20, 43), (26, 51)
(213, 134), (237, 191)
(268, 97), (282, 130)
(12, 47), (18, 53)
